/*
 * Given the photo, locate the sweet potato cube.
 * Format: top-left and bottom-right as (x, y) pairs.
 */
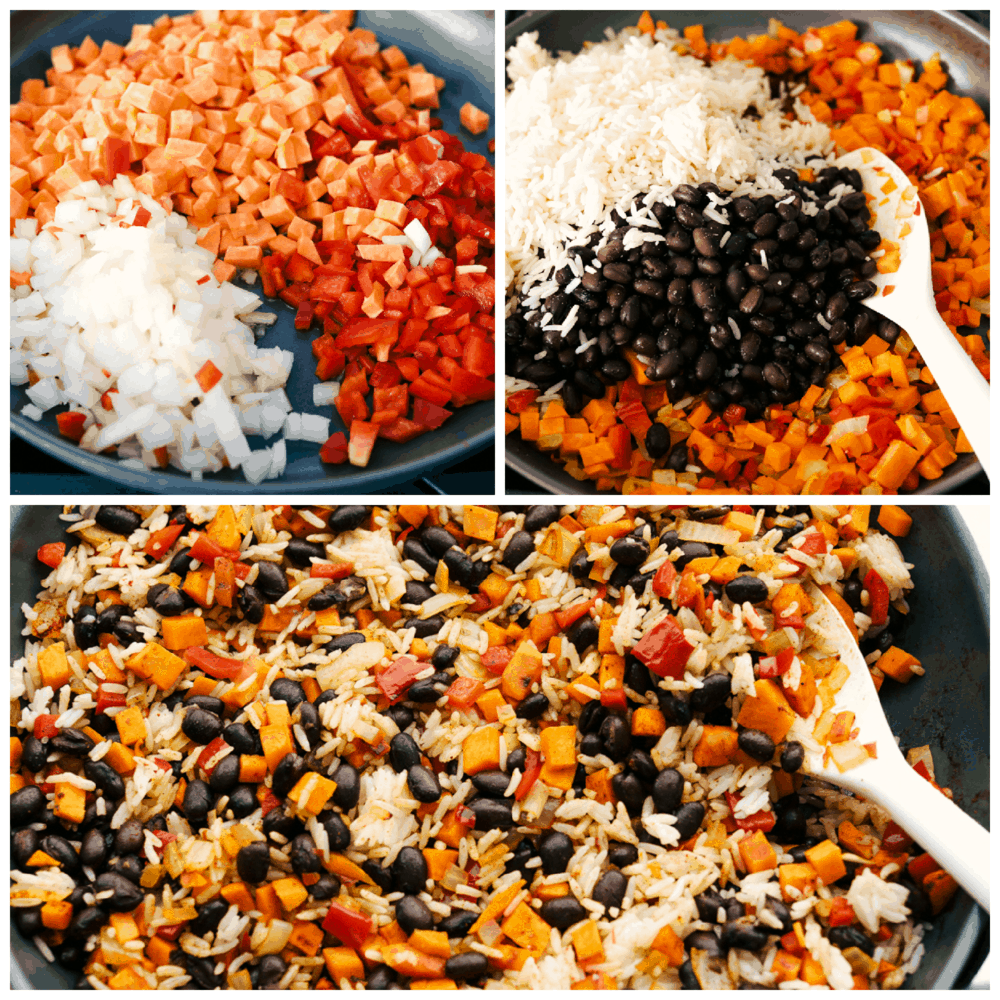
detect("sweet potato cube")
(779, 862), (817, 901)
(462, 727), (501, 775)
(736, 679), (797, 743)
(571, 921), (605, 963)
(52, 781), (87, 824)
(692, 725), (739, 767)
(260, 722), (294, 771)
(805, 839), (846, 885)
(501, 902), (552, 952)
(38, 641), (72, 690)
(739, 829), (778, 873)
(288, 771), (337, 815)
(501, 641), (543, 701)
(540, 725), (577, 770)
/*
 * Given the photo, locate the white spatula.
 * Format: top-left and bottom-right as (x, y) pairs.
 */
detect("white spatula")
(801, 586), (989, 913)
(833, 147), (989, 476)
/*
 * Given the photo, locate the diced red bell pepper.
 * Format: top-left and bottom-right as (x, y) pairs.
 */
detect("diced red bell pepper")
(505, 390), (538, 414)
(95, 685), (127, 715)
(348, 420), (379, 467)
(515, 749), (542, 801)
(410, 375), (452, 407)
(828, 897), (856, 927)
(607, 423), (632, 471)
(555, 599), (596, 630)
(55, 410), (88, 442)
(156, 923), (185, 942)
(412, 397), (452, 429)
(725, 791), (776, 832)
(195, 360), (223, 393)
(632, 614), (694, 679)
(183, 647), (247, 680)
(881, 820), (913, 853)
(795, 530), (828, 556)
(481, 646), (513, 674)
(310, 561), (355, 579)
(369, 362), (402, 388)
(864, 569), (890, 626)
(376, 656), (426, 703)
(319, 431), (349, 464)
(34, 714), (60, 739)
(37, 542), (66, 568)
(102, 136), (130, 181)
(652, 559), (677, 599)
(617, 400), (652, 440)
(197, 736), (228, 774)
(188, 532), (240, 565)
(131, 207), (151, 228)
(260, 789), (282, 816)
(446, 677), (486, 709)
(294, 299), (316, 330)
(601, 688), (628, 710)
(758, 648), (796, 679)
(322, 900), (376, 950)
(378, 417), (427, 443)
(145, 524), (184, 560)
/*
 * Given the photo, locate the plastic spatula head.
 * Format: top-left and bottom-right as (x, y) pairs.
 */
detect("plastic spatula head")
(833, 147), (989, 475)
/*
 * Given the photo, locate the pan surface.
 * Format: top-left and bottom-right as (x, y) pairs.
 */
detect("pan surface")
(504, 10), (987, 496)
(9, 504), (989, 988)
(11, 10), (495, 493)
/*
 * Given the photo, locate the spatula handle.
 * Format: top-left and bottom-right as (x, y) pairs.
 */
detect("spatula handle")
(873, 757), (990, 914)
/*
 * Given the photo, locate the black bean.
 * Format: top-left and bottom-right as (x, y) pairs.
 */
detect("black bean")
(695, 887), (727, 923)
(578, 701), (607, 736)
(541, 896), (588, 929)
(182, 707), (222, 746)
(183, 779), (213, 824)
(396, 894), (434, 934)
(444, 548), (488, 589)
(167, 546), (194, 578)
(471, 797), (514, 830)
(328, 505), (370, 532)
(502, 530), (534, 570)
(626, 748), (658, 784)
(610, 534), (648, 566)
(390, 845), (428, 895)
(472, 770), (511, 798)
(829, 925), (874, 957)
(93, 604), (127, 635)
(77, 761), (122, 804)
(93, 871), (143, 911)
(567, 615), (599, 653)
(11, 785), (46, 824)
(765, 898), (793, 934)
(690, 672), (731, 714)
(739, 285), (764, 315)
(675, 541), (712, 568)
(724, 575), (767, 605)
(114, 818), (143, 856)
(285, 537), (326, 567)
(224, 722), (262, 756)
(406, 670), (449, 700)
(439, 909), (478, 938)
(321, 811), (351, 852)
(414, 527), (451, 559)
(384, 706), (413, 734)
(407, 765), (441, 803)
(674, 802), (706, 839)
(599, 714), (631, 762)
(389, 733), (420, 774)
(67, 905), (105, 941)
(763, 361), (790, 391)
(256, 954), (288, 989)
(603, 262), (632, 284)
(604, 842), (637, 871)
(601, 356), (630, 380)
(721, 920), (769, 951)
(612, 771), (645, 816)
(254, 561), (288, 599)
(262, 808), (296, 840)
(331, 761), (360, 810)
(236, 841), (270, 884)
(780, 741), (805, 773)
(13, 828), (40, 869)
(21, 734), (48, 773)
(597, 241), (624, 264)
(523, 505), (561, 532)
(538, 831), (574, 875)
(310, 873), (342, 900)
(14, 906), (44, 937)
(847, 279), (876, 301)
(645, 422), (670, 459)
(575, 369), (606, 399)
(404, 616), (445, 640)
(185, 953), (225, 989)
(517, 692), (549, 720)
(432, 644), (460, 670)
(738, 728), (775, 763)
(402, 537), (438, 575)
(592, 869), (628, 915)
(652, 768), (684, 814)
(148, 584), (186, 617)
(96, 505), (142, 535)
(325, 631), (367, 653)
(108, 854), (143, 884)
(444, 951), (488, 981)
(272, 753), (307, 798)
(208, 753), (240, 794)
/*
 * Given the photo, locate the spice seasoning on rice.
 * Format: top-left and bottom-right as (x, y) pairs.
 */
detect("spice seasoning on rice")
(11, 503), (961, 989)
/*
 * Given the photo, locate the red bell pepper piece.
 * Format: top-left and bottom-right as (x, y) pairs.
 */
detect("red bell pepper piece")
(55, 410), (88, 442)
(310, 561), (355, 579)
(794, 530), (828, 556)
(758, 648), (796, 679)
(481, 646), (513, 674)
(601, 688), (628, 710)
(183, 647), (247, 680)
(36, 542), (66, 568)
(195, 360), (223, 394)
(131, 207), (151, 228)
(322, 901), (376, 950)
(555, 599), (596, 630)
(515, 749), (542, 801)
(156, 923), (185, 942)
(188, 532), (240, 565)
(378, 417), (427, 443)
(260, 789), (282, 816)
(725, 791), (776, 832)
(652, 559), (677, 599)
(197, 736), (228, 774)
(632, 614), (694, 679)
(376, 656), (426, 703)
(881, 820), (913, 853)
(828, 897), (856, 927)
(606, 423), (632, 470)
(412, 397), (452, 429)
(864, 569), (890, 626)
(145, 524), (184, 560)
(505, 389), (538, 414)
(33, 714), (60, 739)
(348, 420), (379, 467)
(95, 684), (127, 715)
(319, 431), (349, 465)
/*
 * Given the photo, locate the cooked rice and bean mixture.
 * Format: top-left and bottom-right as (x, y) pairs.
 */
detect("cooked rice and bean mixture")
(11, 503), (961, 988)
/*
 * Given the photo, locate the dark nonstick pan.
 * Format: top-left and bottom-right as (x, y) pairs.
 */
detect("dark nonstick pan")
(504, 11), (988, 496)
(9, 504), (988, 987)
